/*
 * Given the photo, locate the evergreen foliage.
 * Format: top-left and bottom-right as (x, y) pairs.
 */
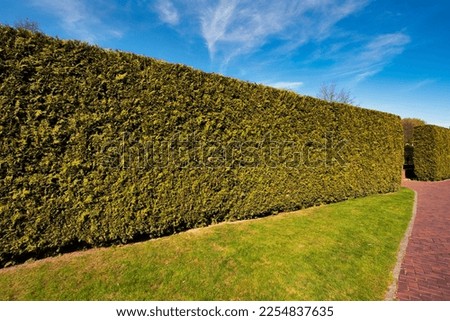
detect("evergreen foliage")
(413, 125), (450, 181)
(0, 26), (403, 267)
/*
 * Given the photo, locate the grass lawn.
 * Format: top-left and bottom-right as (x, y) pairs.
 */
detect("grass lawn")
(0, 188), (414, 301)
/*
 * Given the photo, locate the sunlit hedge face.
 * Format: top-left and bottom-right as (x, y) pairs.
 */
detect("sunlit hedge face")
(413, 125), (450, 181)
(0, 26), (403, 268)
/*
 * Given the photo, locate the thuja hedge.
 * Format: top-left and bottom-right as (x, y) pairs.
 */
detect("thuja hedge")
(413, 125), (450, 181)
(0, 26), (404, 267)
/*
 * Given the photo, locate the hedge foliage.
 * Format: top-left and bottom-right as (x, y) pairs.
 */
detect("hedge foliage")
(0, 26), (404, 267)
(413, 125), (450, 181)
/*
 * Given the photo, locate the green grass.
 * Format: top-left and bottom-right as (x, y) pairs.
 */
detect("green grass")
(0, 188), (414, 301)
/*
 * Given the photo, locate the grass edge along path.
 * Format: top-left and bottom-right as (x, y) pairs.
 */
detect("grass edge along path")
(0, 188), (414, 301)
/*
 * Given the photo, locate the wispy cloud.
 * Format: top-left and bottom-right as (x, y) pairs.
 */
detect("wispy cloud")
(339, 32), (411, 82)
(149, 0), (409, 83)
(265, 81), (304, 91)
(154, 0), (369, 62)
(31, 0), (123, 43)
(360, 33), (411, 63)
(200, 0), (239, 57)
(201, 0), (369, 61)
(154, 0), (179, 26)
(403, 79), (436, 92)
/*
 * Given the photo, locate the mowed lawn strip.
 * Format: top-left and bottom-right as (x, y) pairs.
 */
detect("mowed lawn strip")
(0, 188), (414, 300)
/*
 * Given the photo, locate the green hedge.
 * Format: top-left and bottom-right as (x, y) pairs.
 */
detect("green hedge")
(413, 125), (450, 181)
(0, 26), (404, 267)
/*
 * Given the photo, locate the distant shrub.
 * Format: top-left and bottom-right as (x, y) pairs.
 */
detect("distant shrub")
(0, 26), (404, 267)
(13, 18), (41, 33)
(413, 125), (450, 181)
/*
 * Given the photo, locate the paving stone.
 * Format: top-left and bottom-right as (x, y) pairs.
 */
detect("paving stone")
(396, 179), (450, 300)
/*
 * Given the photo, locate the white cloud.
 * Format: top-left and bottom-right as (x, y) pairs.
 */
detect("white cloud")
(341, 32), (411, 82)
(266, 81), (304, 91)
(31, 0), (123, 43)
(154, 0), (180, 26)
(403, 79), (436, 92)
(157, 0), (369, 62)
(360, 33), (410, 62)
(151, 1), (409, 83)
(200, 0), (239, 56)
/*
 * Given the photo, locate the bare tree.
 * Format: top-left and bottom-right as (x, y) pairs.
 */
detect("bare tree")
(401, 118), (426, 145)
(317, 83), (355, 105)
(14, 18), (40, 32)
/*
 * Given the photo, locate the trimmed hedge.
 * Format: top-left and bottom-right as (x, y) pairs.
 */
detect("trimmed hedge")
(0, 26), (404, 267)
(413, 125), (450, 181)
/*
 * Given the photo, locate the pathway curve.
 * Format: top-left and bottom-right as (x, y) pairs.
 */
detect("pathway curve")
(396, 179), (450, 300)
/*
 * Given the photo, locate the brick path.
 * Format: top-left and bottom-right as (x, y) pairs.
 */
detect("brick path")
(396, 179), (450, 300)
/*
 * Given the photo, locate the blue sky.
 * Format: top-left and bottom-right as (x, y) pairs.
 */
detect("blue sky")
(1, 0), (449, 127)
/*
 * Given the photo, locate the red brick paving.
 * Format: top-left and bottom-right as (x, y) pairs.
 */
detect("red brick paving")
(397, 179), (450, 300)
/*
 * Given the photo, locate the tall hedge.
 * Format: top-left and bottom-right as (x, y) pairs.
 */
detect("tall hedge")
(413, 125), (450, 181)
(0, 26), (404, 267)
